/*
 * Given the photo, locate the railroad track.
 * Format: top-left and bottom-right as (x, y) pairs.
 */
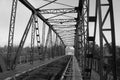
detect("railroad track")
(5, 55), (72, 80)
(60, 56), (73, 80)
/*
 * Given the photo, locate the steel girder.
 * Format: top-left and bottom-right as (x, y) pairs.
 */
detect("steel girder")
(80, 0), (98, 80)
(30, 19), (35, 64)
(60, 35), (75, 38)
(33, 15), (41, 56)
(74, 0), (93, 80)
(47, 19), (76, 24)
(47, 28), (52, 59)
(44, 27), (51, 59)
(62, 38), (75, 41)
(57, 29), (75, 33)
(38, 8), (77, 14)
(59, 33), (75, 37)
(41, 22), (46, 60)
(7, 0), (18, 70)
(53, 24), (75, 26)
(98, 0), (117, 80)
(75, 0), (117, 80)
(54, 35), (59, 56)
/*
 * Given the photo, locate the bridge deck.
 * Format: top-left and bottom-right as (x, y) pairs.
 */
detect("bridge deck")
(0, 55), (83, 80)
(73, 56), (83, 80)
(0, 56), (64, 80)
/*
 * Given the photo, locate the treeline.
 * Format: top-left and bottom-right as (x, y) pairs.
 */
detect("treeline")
(88, 43), (120, 76)
(0, 45), (65, 65)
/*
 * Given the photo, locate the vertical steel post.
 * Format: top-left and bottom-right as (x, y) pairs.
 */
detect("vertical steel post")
(42, 22), (46, 60)
(33, 14), (42, 60)
(98, 0), (104, 79)
(30, 20), (35, 64)
(82, 0), (93, 80)
(7, 0), (18, 70)
(55, 35), (58, 57)
(109, 0), (117, 79)
(98, 0), (117, 80)
(49, 28), (53, 58)
(44, 28), (50, 59)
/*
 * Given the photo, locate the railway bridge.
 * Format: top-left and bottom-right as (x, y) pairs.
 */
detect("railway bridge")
(0, 0), (118, 80)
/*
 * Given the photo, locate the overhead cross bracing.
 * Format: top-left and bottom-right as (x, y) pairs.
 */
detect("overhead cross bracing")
(38, 2), (78, 47)
(47, 19), (76, 23)
(39, 8), (77, 14)
(19, 0), (78, 47)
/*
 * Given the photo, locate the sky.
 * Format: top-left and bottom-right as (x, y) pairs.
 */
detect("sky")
(0, 0), (120, 47)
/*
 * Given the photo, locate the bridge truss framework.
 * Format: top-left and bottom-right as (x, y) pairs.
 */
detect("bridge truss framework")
(5, 0), (117, 80)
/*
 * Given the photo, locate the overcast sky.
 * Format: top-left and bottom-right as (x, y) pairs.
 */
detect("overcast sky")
(0, 0), (120, 47)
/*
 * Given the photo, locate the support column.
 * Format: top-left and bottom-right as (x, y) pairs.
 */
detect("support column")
(7, 0), (18, 70)
(98, 0), (117, 80)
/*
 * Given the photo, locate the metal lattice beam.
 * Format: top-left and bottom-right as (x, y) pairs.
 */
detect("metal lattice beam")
(47, 19), (76, 23)
(30, 19), (35, 64)
(7, 0), (18, 70)
(38, 8), (77, 14)
(33, 15), (41, 56)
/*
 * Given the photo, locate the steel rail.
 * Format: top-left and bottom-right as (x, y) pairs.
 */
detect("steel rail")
(60, 56), (72, 80)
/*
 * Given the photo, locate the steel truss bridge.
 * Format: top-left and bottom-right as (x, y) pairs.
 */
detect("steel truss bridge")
(0, 0), (118, 80)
